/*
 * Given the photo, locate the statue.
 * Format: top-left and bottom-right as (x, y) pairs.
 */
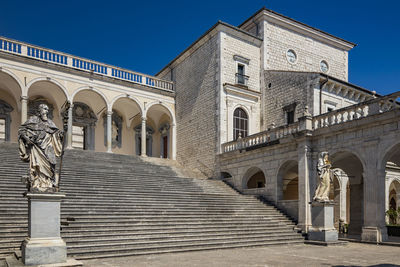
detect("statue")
(313, 152), (338, 202)
(18, 103), (69, 192)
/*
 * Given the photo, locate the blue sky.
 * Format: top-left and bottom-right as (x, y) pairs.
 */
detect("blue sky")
(1, 0), (399, 95)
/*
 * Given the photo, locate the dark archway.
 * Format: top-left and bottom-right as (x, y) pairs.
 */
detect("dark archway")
(331, 151), (364, 235)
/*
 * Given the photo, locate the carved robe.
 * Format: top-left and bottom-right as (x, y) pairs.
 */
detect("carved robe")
(313, 157), (332, 202)
(18, 116), (63, 192)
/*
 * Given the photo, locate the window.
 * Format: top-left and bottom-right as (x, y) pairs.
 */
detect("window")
(233, 108), (248, 140)
(283, 103), (297, 124)
(236, 64), (247, 85)
(287, 110), (295, 124)
(233, 55), (250, 86)
(320, 60), (329, 73)
(286, 49), (297, 64)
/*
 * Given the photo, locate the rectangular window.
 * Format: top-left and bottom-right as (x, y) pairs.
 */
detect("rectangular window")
(287, 111), (295, 124)
(236, 64), (245, 85)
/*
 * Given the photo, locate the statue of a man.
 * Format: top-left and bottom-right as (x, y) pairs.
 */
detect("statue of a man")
(18, 104), (64, 192)
(313, 152), (335, 202)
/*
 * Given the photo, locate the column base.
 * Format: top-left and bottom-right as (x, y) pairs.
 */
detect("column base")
(22, 237), (67, 265)
(361, 226), (388, 243)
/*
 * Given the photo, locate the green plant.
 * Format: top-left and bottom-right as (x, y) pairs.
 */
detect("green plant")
(386, 208), (399, 225)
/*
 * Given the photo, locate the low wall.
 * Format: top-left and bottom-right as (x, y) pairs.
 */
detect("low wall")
(277, 200), (298, 221)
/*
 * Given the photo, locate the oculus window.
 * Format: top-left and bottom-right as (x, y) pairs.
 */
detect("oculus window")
(286, 49), (297, 64)
(320, 60), (329, 73)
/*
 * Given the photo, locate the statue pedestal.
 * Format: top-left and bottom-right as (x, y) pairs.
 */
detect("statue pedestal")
(306, 201), (345, 246)
(21, 192), (67, 265)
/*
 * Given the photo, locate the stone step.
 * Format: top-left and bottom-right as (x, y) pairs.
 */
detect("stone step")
(67, 237), (304, 259)
(0, 144), (302, 259)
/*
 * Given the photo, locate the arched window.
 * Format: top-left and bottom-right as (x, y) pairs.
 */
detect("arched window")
(233, 108), (248, 140)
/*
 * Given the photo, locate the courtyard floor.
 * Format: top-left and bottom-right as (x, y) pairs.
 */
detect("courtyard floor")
(82, 243), (400, 267)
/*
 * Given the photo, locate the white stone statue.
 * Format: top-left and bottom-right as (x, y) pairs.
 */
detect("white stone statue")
(18, 104), (65, 192)
(313, 152), (338, 202)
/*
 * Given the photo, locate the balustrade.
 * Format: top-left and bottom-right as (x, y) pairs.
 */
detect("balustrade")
(0, 36), (173, 92)
(222, 122), (299, 153)
(312, 91), (400, 130)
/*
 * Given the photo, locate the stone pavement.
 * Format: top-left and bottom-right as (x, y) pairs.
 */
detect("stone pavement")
(82, 243), (400, 267)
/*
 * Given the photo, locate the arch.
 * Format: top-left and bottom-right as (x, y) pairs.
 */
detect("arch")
(110, 94), (143, 114)
(145, 101), (176, 125)
(71, 86), (109, 111)
(0, 68), (24, 112)
(381, 142), (400, 170)
(330, 150), (364, 235)
(26, 77), (69, 101)
(242, 166), (265, 189)
(0, 67), (24, 96)
(145, 102), (175, 159)
(233, 107), (249, 140)
(329, 147), (367, 173)
(276, 160), (298, 201)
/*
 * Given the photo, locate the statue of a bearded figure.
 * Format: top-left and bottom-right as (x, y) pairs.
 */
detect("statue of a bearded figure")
(18, 104), (65, 192)
(313, 152), (339, 202)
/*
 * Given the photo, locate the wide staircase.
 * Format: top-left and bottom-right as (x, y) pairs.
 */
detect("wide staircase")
(0, 142), (303, 260)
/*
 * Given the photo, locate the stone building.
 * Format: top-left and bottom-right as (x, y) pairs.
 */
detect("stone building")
(0, 7), (399, 244)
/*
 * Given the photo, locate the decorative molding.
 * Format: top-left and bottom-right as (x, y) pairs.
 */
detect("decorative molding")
(233, 55), (250, 65)
(224, 83), (260, 103)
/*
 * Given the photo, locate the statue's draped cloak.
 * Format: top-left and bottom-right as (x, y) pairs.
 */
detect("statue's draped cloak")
(18, 116), (62, 191)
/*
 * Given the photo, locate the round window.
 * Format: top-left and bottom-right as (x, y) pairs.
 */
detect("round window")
(286, 49), (297, 64)
(320, 60), (329, 73)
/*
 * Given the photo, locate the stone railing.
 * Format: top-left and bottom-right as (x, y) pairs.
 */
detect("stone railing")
(222, 122), (299, 153)
(313, 91), (400, 130)
(0, 36), (174, 92)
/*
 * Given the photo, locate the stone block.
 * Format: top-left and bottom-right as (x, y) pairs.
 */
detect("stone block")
(22, 192), (67, 265)
(308, 201), (338, 243)
(22, 238), (67, 265)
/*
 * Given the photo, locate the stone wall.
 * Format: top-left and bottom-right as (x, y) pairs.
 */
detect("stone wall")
(170, 34), (220, 177)
(263, 21), (348, 81)
(263, 71), (318, 129)
(221, 32), (261, 91)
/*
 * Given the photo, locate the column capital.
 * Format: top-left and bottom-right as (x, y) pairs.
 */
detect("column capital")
(171, 122), (176, 127)
(20, 96), (28, 101)
(141, 117), (147, 122)
(107, 110), (113, 116)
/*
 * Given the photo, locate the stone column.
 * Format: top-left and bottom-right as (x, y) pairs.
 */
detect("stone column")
(297, 138), (312, 233)
(171, 122), (176, 160)
(339, 176), (349, 223)
(67, 103), (73, 149)
(106, 110), (112, 153)
(21, 95), (28, 123)
(362, 144), (387, 245)
(141, 117), (147, 157)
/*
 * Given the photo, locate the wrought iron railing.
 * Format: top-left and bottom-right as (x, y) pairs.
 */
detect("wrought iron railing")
(235, 73), (249, 86)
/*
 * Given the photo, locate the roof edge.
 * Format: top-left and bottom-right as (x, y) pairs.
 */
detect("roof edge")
(239, 7), (357, 49)
(156, 21), (262, 77)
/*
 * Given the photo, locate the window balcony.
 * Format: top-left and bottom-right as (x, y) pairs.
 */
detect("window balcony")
(235, 73), (249, 86)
